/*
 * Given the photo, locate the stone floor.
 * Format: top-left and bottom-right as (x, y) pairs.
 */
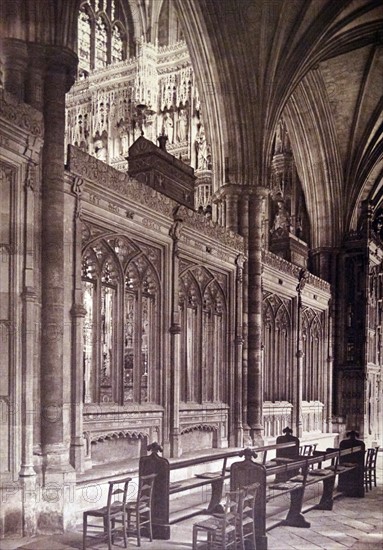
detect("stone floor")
(1, 455), (382, 550)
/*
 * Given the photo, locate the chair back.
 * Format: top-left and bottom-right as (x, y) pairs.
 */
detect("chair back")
(301, 444), (313, 456)
(136, 473), (157, 512)
(216, 490), (240, 549)
(366, 447), (379, 468)
(365, 448), (374, 468)
(239, 482), (259, 547)
(241, 481), (259, 518)
(106, 477), (132, 513)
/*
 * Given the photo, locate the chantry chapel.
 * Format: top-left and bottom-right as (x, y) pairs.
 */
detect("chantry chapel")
(0, 0), (382, 538)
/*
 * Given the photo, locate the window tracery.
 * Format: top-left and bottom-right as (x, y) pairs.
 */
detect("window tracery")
(179, 267), (227, 404)
(77, 0), (129, 74)
(263, 295), (292, 402)
(82, 234), (161, 405)
(302, 308), (324, 403)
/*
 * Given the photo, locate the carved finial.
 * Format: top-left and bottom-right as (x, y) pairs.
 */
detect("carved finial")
(346, 430), (359, 439)
(147, 442), (163, 454)
(239, 447), (258, 461)
(283, 426), (293, 435)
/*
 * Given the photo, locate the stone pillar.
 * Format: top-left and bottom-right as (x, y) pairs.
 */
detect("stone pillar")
(291, 295), (300, 436)
(39, 47), (77, 532)
(169, 214), (183, 457)
(325, 309), (333, 433)
(20, 161), (38, 479)
(223, 184), (240, 233)
(0, 38), (28, 101)
(25, 44), (45, 111)
(234, 254), (245, 446)
(40, 46), (76, 462)
(239, 192), (250, 442)
(247, 187), (268, 442)
(70, 177), (86, 472)
(294, 269), (308, 438)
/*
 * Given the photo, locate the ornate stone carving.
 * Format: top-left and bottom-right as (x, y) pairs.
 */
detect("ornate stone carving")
(0, 90), (43, 137)
(180, 423), (218, 434)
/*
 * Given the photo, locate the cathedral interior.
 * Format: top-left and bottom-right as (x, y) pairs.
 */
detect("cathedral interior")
(0, 0), (382, 539)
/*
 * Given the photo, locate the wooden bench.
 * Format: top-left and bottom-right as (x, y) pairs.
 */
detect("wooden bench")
(139, 441), (298, 539)
(230, 443), (364, 550)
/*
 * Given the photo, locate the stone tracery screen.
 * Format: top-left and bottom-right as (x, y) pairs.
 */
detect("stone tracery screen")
(81, 231), (161, 404)
(301, 307), (325, 403)
(263, 294), (293, 402)
(179, 265), (228, 404)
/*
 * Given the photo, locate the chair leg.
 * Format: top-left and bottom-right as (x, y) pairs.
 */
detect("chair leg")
(137, 512), (141, 547)
(123, 511), (128, 548)
(148, 510), (153, 541)
(192, 525), (198, 550)
(83, 514), (87, 550)
(107, 518), (112, 550)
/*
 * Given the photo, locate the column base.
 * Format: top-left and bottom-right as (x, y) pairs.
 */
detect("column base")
(37, 468), (77, 534)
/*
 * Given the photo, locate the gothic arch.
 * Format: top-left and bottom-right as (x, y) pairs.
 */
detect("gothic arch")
(283, 70), (343, 248)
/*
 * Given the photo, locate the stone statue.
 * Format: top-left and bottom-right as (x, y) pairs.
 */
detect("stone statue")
(118, 121), (130, 155)
(94, 137), (107, 161)
(177, 108), (188, 142)
(271, 198), (291, 235)
(196, 125), (208, 170)
(372, 213), (383, 241)
(163, 112), (174, 144)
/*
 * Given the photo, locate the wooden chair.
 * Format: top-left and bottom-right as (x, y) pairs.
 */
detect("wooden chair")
(192, 490), (240, 550)
(365, 447), (379, 491)
(236, 482), (259, 550)
(126, 473), (157, 547)
(83, 476), (132, 550)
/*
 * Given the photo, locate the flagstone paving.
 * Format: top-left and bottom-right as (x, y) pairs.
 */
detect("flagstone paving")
(1, 455), (381, 550)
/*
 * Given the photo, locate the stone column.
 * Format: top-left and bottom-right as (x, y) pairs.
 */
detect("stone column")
(234, 254), (245, 446)
(239, 192), (250, 441)
(294, 269), (308, 438)
(40, 47), (77, 466)
(0, 38), (28, 101)
(39, 47), (78, 531)
(70, 177), (86, 472)
(20, 156), (41, 537)
(20, 161), (38, 479)
(247, 187), (268, 442)
(223, 184), (239, 233)
(169, 213), (183, 457)
(325, 308), (333, 433)
(25, 44), (45, 111)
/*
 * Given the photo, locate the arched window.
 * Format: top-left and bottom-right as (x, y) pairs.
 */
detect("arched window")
(77, 1), (130, 73)
(180, 266), (228, 404)
(82, 234), (161, 405)
(78, 8), (92, 73)
(302, 308), (324, 403)
(262, 294), (292, 402)
(95, 17), (108, 69)
(112, 24), (124, 63)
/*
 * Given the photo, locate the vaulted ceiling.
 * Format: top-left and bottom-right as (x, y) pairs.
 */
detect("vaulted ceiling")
(173, 0), (383, 246)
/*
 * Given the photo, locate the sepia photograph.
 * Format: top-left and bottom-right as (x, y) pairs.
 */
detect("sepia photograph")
(0, 0), (382, 548)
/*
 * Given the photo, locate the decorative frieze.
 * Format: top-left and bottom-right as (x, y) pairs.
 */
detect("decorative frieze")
(0, 90), (44, 138)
